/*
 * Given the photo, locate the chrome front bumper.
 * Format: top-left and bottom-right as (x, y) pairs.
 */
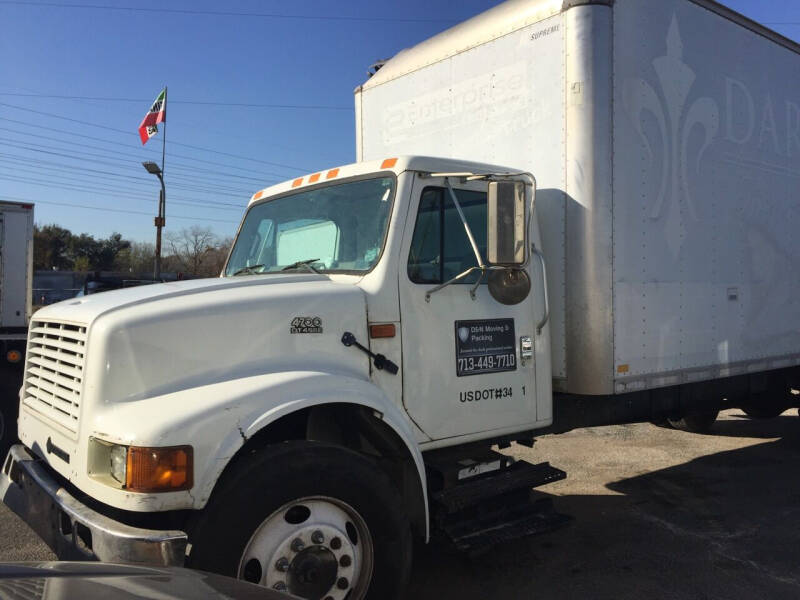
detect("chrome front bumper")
(1, 444), (187, 566)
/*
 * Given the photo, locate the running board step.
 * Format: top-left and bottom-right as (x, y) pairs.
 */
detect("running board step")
(441, 496), (572, 556)
(433, 460), (566, 513)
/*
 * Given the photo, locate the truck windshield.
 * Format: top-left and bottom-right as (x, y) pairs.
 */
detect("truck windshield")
(225, 176), (394, 276)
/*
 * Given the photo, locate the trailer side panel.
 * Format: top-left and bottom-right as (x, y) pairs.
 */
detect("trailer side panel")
(612, 0), (800, 393)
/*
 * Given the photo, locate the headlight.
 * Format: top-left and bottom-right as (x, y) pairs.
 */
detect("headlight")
(109, 444), (127, 484)
(89, 438), (193, 492)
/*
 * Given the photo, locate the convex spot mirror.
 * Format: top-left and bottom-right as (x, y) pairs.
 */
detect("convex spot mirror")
(487, 181), (526, 266)
(488, 269), (531, 305)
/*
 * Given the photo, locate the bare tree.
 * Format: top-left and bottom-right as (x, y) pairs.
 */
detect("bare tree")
(114, 241), (156, 275)
(165, 226), (221, 277)
(206, 236), (233, 276)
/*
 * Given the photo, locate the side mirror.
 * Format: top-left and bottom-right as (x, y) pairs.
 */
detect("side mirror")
(487, 181), (526, 266)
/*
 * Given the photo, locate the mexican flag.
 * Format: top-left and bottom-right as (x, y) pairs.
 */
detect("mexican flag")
(138, 88), (166, 145)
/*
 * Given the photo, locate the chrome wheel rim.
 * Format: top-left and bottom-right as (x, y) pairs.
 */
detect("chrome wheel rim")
(238, 496), (374, 600)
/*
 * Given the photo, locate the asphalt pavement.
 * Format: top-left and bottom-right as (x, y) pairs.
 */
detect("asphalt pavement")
(410, 409), (800, 599)
(1, 409), (799, 599)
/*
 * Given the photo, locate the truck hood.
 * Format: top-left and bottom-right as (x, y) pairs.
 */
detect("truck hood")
(35, 274), (371, 404)
(35, 273), (333, 324)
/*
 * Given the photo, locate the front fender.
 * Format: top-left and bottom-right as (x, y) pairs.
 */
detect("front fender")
(88, 370), (427, 531)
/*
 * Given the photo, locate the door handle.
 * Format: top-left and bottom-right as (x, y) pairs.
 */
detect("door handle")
(531, 244), (549, 335)
(520, 336), (533, 365)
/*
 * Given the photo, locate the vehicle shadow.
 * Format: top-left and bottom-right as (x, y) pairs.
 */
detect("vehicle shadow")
(408, 420), (800, 600)
(707, 410), (800, 439)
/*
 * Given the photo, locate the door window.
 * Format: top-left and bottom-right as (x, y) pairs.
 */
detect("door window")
(407, 187), (487, 284)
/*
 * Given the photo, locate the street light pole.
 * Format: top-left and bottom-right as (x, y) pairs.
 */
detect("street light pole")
(142, 161), (166, 279)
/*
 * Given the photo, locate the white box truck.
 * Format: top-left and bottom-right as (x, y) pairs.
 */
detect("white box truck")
(0, 200), (33, 457)
(2, 1), (799, 598)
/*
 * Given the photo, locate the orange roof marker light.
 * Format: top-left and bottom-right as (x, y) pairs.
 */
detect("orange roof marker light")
(326, 168), (340, 179)
(381, 158), (398, 169)
(292, 177), (304, 188)
(308, 173), (321, 183)
(252, 191), (264, 201)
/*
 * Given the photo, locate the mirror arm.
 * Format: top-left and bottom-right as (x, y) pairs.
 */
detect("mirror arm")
(444, 178), (486, 269)
(422, 172), (538, 304)
(531, 243), (550, 334)
(425, 265), (506, 302)
(469, 269), (485, 300)
(515, 172), (537, 269)
(425, 266), (481, 302)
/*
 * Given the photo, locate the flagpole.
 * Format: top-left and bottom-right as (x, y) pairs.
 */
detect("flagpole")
(161, 86), (167, 176)
(157, 86), (167, 280)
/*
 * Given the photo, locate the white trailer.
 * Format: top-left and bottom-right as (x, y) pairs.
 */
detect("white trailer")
(2, 2), (799, 599)
(356, 0), (800, 428)
(0, 200), (33, 456)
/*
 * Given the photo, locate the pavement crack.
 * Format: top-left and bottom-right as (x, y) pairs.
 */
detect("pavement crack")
(635, 509), (800, 589)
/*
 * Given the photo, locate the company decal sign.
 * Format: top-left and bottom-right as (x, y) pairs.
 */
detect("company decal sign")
(454, 318), (516, 377)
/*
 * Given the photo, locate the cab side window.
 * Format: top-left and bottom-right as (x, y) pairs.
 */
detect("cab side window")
(407, 187), (487, 284)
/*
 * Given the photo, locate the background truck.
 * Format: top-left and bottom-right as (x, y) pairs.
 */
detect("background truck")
(0, 200), (33, 457)
(2, 1), (800, 600)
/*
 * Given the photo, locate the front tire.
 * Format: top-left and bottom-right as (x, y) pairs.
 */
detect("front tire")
(188, 440), (412, 600)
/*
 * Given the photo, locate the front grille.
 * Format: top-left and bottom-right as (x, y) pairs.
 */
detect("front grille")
(23, 319), (88, 436)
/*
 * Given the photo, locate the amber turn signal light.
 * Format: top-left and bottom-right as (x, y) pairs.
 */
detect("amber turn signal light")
(369, 323), (396, 339)
(6, 350), (22, 364)
(126, 445), (193, 492)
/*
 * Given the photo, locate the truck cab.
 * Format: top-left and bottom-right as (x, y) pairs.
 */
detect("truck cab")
(2, 156), (558, 600)
(226, 156), (552, 443)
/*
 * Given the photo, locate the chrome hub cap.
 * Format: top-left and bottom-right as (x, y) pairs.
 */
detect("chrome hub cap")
(238, 497), (373, 600)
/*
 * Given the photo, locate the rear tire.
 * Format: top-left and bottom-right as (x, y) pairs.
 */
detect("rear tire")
(741, 404), (786, 419)
(741, 392), (787, 419)
(188, 440), (412, 600)
(667, 410), (719, 433)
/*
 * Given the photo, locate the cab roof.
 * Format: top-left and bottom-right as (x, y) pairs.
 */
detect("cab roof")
(247, 155), (519, 206)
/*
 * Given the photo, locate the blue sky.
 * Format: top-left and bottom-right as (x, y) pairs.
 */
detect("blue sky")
(1, 0), (798, 243)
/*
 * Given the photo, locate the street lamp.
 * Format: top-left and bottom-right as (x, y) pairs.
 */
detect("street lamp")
(142, 161), (165, 279)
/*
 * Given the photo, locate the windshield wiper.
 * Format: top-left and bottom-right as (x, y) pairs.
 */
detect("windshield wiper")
(281, 258), (320, 273)
(232, 264), (265, 276)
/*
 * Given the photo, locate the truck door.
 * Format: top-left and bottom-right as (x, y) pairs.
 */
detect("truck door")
(399, 175), (537, 441)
